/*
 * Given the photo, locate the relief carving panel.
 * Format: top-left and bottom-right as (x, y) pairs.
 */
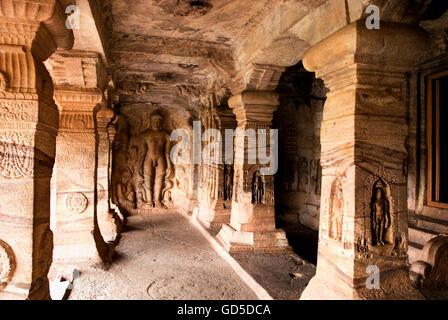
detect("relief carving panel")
(66, 192), (88, 214)
(0, 131), (34, 179)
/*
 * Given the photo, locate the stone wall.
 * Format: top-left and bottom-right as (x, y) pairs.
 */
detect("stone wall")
(406, 9), (448, 264)
(273, 63), (326, 231)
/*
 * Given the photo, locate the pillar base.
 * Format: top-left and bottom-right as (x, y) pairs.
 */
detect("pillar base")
(98, 209), (125, 243)
(301, 267), (425, 300)
(197, 200), (231, 230)
(52, 229), (114, 271)
(216, 223), (291, 253)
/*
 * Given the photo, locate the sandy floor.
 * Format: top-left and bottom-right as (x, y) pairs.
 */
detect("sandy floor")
(69, 213), (257, 300)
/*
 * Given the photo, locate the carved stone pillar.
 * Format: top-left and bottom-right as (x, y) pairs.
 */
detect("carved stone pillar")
(96, 105), (123, 243)
(0, 0), (72, 299)
(51, 89), (112, 270)
(197, 108), (236, 229)
(300, 21), (428, 300)
(217, 91), (290, 252)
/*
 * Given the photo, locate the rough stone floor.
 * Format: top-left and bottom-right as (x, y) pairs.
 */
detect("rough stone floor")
(231, 253), (316, 300)
(69, 213), (257, 300)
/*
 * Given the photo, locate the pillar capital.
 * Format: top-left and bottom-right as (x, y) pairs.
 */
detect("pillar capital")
(96, 105), (115, 130)
(229, 64), (285, 95)
(303, 21), (429, 81)
(228, 91), (279, 127)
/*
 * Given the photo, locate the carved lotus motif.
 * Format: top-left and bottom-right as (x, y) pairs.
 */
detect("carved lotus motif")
(66, 192), (88, 214)
(0, 239), (16, 290)
(97, 184), (106, 200)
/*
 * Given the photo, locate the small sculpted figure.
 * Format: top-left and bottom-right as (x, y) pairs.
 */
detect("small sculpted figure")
(372, 188), (391, 246)
(252, 170), (264, 204)
(224, 164), (233, 201)
(329, 178), (343, 241)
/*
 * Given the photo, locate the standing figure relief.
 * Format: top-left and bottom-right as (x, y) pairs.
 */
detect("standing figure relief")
(329, 178), (343, 241)
(118, 110), (173, 210)
(139, 111), (172, 208)
(224, 164), (233, 201)
(371, 181), (391, 246)
(252, 170), (264, 205)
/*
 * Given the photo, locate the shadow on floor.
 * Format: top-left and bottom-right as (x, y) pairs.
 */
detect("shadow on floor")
(276, 220), (319, 265)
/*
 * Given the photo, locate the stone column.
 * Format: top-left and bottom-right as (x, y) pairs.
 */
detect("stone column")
(217, 91), (290, 252)
(51, 89), (113, 271)
(300, 21), (428, 299)
(96, 105), (123, 243)
(0, 0), (72, 299)
(197, 108), (236, 229)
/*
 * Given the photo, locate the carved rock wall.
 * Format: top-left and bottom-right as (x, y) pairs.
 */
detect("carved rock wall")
(112, 103), (193, 215)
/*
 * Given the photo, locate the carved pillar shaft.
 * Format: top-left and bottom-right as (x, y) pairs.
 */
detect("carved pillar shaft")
(96, 106), (123, 242)
(217, 91), (290, 252)
(0, 0), (69, 299)
(197, 108), (236, 229)
(300, 21), (428, 300)
(51, 89), (112, 269)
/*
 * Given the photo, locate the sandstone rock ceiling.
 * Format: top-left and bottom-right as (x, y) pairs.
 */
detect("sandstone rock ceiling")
(100, 0), (441, 112)
(108, 0), (293, 109)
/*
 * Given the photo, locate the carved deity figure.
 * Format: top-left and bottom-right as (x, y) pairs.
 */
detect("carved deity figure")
(371, 187), (391, 246)
(298, 158), (309, 193)
(252, 170), (264, 205)
(127, 142), (146, 208)
(224, 164), (233, 201)
(138, 111), (172, 208)
(329, 178), (343, 241)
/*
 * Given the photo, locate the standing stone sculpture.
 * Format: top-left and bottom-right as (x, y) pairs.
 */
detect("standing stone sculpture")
(139, 110), (172, 208)
(252, 170), (264, 205)
(371, 181), (391, 246)
(224, 164), (233, 201)
(329, 178), (344, 241)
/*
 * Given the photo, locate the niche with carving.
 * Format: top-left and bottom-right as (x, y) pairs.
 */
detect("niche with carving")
(112, 107), (179, 213)
(329, 178), (344, 241)
(370, 179), (393, 246)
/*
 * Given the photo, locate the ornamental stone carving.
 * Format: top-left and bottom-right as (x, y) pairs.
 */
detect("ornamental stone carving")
(0, 239), (16, 290)
(0, 132), (34, 179)
(66, 192), (88, 214)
